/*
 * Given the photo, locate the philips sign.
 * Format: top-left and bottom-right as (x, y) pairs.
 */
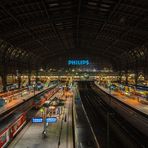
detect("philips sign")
(68, 60), (89, 65)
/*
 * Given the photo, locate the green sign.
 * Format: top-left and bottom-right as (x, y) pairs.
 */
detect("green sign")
(40, 108), (44, 113)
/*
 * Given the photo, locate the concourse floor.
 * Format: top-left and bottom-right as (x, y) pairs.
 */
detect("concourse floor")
(8, 90), (73, 148)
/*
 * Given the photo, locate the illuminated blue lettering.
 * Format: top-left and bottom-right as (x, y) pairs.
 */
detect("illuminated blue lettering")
(68, 60), (89, 65)
(86, 60), (89, 65)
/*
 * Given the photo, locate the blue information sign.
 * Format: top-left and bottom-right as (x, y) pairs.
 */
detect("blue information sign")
(46, 117), (57, 123)
(32, 117), (43, 123)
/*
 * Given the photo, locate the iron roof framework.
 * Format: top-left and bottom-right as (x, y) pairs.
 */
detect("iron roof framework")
(0, 0), (147, 73)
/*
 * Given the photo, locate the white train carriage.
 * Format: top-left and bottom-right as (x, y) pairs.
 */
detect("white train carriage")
(0, 112), (26, 148)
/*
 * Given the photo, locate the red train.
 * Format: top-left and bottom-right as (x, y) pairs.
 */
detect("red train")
(34, 96), (46, 109)
(33, 87), (59, 109)
(0, 112), (26, 148)
(0, 87), (60, 147)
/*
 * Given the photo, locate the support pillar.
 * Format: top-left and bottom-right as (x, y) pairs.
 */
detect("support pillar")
(118, 71), (122, 84)
(134, 71), (139, 87)
(12, 74), (15, 83)
(143, 67), (148, 81)
(1, 54), (8, 92)
(28, 67), (32, 86)
(1, 73), (7, 92)
(28, 73), (31, 85)
(144, 74), (148, 81)
(35, 68), (39, 84)
(143, 50), (148, 81)
(18, 74), (22, 89)
(125, 69), (128, 85)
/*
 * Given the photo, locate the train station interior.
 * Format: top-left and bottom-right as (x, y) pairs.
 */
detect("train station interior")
(0, 0), (148, 148)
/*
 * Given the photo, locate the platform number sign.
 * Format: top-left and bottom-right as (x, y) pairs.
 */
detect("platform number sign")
(32, 117), (43, 123)
(46, 117), (57, 123)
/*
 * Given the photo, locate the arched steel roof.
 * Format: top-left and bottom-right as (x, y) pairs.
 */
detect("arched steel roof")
(0, 0), (147, 71)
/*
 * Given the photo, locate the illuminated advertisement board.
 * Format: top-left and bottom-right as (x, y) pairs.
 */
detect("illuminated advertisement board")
(68, 60), (89, 65)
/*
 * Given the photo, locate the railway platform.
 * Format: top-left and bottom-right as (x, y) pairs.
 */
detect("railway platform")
(0, 87), (48, 116)
(8, 89), (74, 148)
(95, 82), (148, 115)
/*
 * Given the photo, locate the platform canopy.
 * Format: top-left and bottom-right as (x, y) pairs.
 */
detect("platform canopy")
(0, 0), (148, 72)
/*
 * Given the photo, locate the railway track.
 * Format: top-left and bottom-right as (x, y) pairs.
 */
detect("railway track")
(78, 82), (147, 148)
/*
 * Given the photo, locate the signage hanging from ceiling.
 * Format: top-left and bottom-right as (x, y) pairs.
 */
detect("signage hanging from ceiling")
(32, 117), (43, 123)
(68, 60), (89, 65)
(46, 117), (57, 123)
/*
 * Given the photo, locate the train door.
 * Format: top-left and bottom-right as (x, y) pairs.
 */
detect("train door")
(9, 125), (15, 139)
(0, 130), (9, 148)
(9, 118), (20, 138)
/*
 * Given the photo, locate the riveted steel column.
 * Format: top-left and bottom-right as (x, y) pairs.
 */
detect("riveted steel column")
(1, 71), (7, 92)
(134, 71), (139, 87)
(125, 69), (128, 85)
(28, 64), (32, 85)
(35, 65), (39, 84)
(143, 50), (148, 81)
(1, 45), (8, 92)
(17, 70), (22, 89)
(118, 70), (122, 84)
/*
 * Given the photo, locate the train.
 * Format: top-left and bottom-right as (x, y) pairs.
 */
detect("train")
(33, 87), (59, 109)
(0, 85), (60, 147)
(107, 83), (148, 100)
(0, 88), (28, 107)
(0, 87), (26, 98)
(0, 86), (59, 122)
(129, 84), (148, 91)
(5, 84), (18, 91)
(0, 112), (26, 148)
(0, 99), (6, 107)
(0, 87), (59, 148)
(33, 95), (46, 109)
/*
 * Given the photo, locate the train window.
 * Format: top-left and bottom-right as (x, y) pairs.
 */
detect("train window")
(17, 119), (22, 126)
(10, 128), (13, 133)
(14, 124), (18, 130)
(0, 133), (6, 142)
